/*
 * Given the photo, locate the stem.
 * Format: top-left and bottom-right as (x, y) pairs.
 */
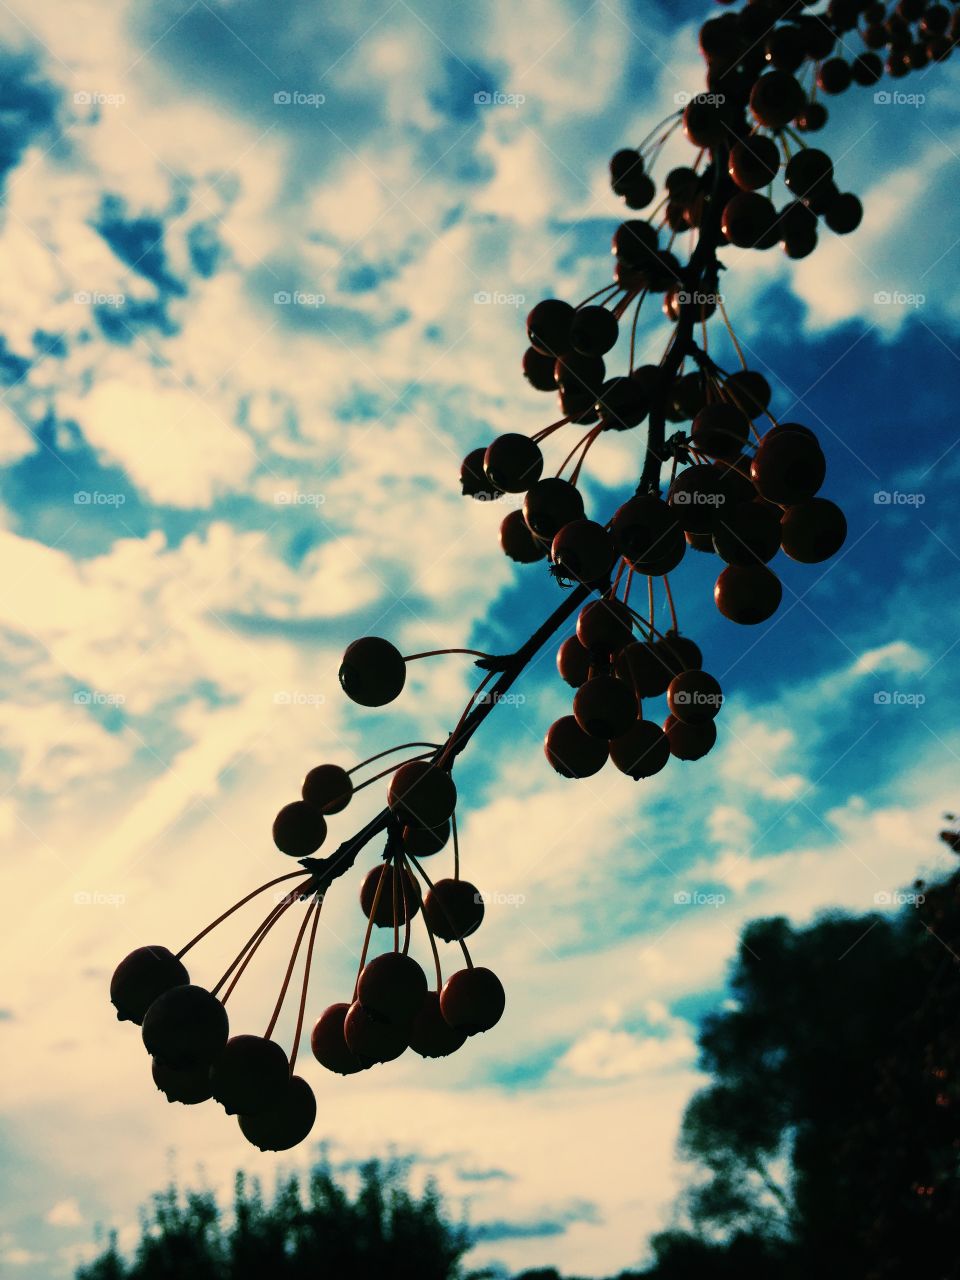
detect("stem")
(176, 870), (307, 960)
(664, 575), (679, 633)
(288, 895), (323, 1075)
(407, 852), (474, 969)
(348, 742), (441, 775)
(353, 859), (390, 999)
(403, 649), (491, 661)
(264, 896), (317, 1041)
(217, 885), (309, 1003)
(452, 811), (461, 881)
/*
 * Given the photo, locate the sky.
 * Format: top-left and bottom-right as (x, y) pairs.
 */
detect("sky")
(0, 0), (959, 1276)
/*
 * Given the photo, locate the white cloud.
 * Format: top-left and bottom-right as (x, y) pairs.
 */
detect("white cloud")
(45, 1199), (84, 1228)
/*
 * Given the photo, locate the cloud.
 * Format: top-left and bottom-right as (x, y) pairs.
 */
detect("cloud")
(44, 1200), (83, 1228)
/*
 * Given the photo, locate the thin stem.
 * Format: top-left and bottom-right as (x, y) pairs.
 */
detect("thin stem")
(403, 648), (491, 661)
(629, 290), (646, 373)
(348, 742), (441, 775)
(648, 574), (655, 634)
(532, 416), (572, 444)
(264, 896), (317, 1041)
(288, 894), (323, 1076)
(421, 888), (444, 991)
(437, 669), (496, 768)
(176, 870), (308, 960)
(577, 282), (622, 309)
(214, 885), (309, 1001)
(399, 854), (413, 957)
(569, 426), (603, 487)
(352, 751), (438, 794)
(717, 298), (748, 371)
(353, 859), (390, 999)
(452, 811), (461, 881)
(556, 425), (600, 479)
(393, 853), (400, 953)
(664, 575), (679, 633)
(407, 853), (474, 970)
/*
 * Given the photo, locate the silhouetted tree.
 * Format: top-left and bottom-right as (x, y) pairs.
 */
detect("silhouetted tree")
(78, 1158), (470, 1280)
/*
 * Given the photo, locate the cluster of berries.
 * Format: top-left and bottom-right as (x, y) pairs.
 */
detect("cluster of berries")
(121, 0), (949, 1146)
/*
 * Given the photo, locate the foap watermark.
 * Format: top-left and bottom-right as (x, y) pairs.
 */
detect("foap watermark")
(74, 90), (125, 108)
(474, 890), (526, 908)
(74, 690), (125, 706)
(676, 289), (724, 307)
(473, 90), (526, 108)
(672, 689), (723, 713)
(671, 489), (725, 508)
(74, 291), (125, 308)
(874, 889), (925, 907)
(874, 89), (925, 107)
(874, 289), (925, 308)
(674, 889), (726, 908)
(273, 691), (326, 708)
(474, 291), (526, 308)
(74, 890), (125, 908)
(873, 690), (926, 707)
(273, 90), (326, 107)
(274, 489), (326, 506)
(475, 690), (526, 707)
(273, 290), (325, 307)
(674, 90), (725, 106)
(874, 489), (925, 506)
(74, 490), (126, 506)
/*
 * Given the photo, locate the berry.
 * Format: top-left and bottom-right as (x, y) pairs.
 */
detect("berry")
(141, 985), (229, 1071)
(523, 478), (585, 540)
(311, 1003), (364, 1075)
(272, 800), (327, 858)
(609, 719), (671, 779)
(301, 763), (352, 815)
(610, 148), (644, 195)
(780, 497), (847, 562)
(692, 403), (751, 459)
(714, 564), (783, 624)
(523, 346), (558, 392)
(555, 352), (607, 400)
(852, 52), (883, 85)
(423, 878), (484, 941)
(152, 1059), (212, 1105)
(551, 520), (616, 584)
(360, 864), (421, 927)
(668, 466), (729, 534)
(610, 496), (685, 575)
(683, 95), (725, 146)
(440, 967), (505, 1035)
(751, 429), (826, 504)
(557, 634), (592, 688)
(544, 715), (608, 777)
(403, 821), (450, 856)
(408, 991), (467, 1058)
(570, 306), (619, 356)
(573, 674), (638, 740)
(616, 641), (671, 699)
(713, 500), (782, 565)
(665, 166), (700, 202)
(612, 219), (659, 266)
(388, 761), (457, 828)
(664, 715), (717, 761)
(576, 598), (634, 652)
(357, 952), (429, 1026)
(729, 136), (781, 190)
(667, 671), (723, 724)
(722, 192), (777, 249)
(238, 1075), (316, 1152)
(784, 149), (834, 200)
(340, 636), (406, 707)
(824, 192), (863, 234)
(527, 299), (575, 357)
(343, 1001), (407, 1066)
(653, 632), (703, 679)
(621, 173), (656, 209)
(765, 24), (807, 71)
(750, 71), (805, 129)
(725, 370), (771, 419)
(484, 434), (544, 493)
(461, 448), (501, 500)
(209, 1035), (290, 1116)
(818, 57), (852, 94)
(796, 101), (828, 132)
(596, 376), (649, 431)
(500, 509), (547, 563)
(110, 946), (189, 1025)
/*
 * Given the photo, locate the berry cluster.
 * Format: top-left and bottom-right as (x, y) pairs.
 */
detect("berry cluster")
(119, 0), (953, 1148)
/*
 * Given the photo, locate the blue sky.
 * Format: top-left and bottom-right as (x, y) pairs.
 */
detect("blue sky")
(0, 0), (959, 1275)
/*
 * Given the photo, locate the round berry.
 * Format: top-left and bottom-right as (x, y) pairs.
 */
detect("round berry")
(500, 509), (547, 564)
(209, 1035), (290, 1116)
(668, 466), (728, 534)
(818, 58), (852, 94)
(722, 193), (777, 249)
(484, 434), (544, 493)
(570, 305), (619, 356)
(692, 403), (751, 460)
(573, 674), (638, 740)
(340, 636), (406, 707)
(461, 448), (501, 500)
(301, 763), (352, 815)
(152, 1059), (212, 1105)
(713, 500), (782, 565)
(357, 952), (429, 1027)
(551, 520), (616, 584)
(403, 821), (450, 856)
(311, 1003), (364, 1075)
(615, 641), (671, 699)
(238, 1075), (316, 1152)
(142, 985), (229, 1071)
(272, 800), (327, 858)
(751, 429), (826, 504)
(527, 299), (575, 357)
(544, 715), (608, 778)
(111, 946), (189, 1025)
(576, 598), (634, 652)
(610, 148), (644, 195)
(596, 377), (649, 431)
(714, 564), (783, 624)
(824, 192), (863, 235)
(609, 719), (671, 779)
(667, 671), (723, 725)
(610, 495), (685, 575)
(409, 991), (467, 1059)
(423, 878), (484, 942)
(750, 71), (805, 129)
(664, 715), (717, 761)
(523, 478), (585, 540)
(683, 95), (725, 147)
(440, 967), (505, 1036)
(729, 137), (781, 191)
(360, 864), (421, 928)
(557, 634), (592, 688)
(388, 761), (457, 828)
(343, 1001), (407, 1067)
(725, 370), (771, 420)
(523, 346), (558, 392)
(780, 497), (847, 563)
